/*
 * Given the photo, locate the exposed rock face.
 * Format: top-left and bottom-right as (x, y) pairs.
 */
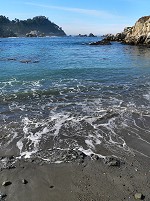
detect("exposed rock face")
(102, 16), (150, 47)
(124, 16), (150, 45)
(103, 27), (131, 42)
(26, 30), (38, 37)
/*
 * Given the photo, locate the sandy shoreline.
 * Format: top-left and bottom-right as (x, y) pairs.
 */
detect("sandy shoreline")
(0, 153), (149, 201)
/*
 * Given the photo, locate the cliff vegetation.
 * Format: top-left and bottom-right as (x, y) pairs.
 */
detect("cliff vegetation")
(0, 15), (66, 37)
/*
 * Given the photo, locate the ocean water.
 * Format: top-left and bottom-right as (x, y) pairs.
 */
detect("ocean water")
(0, 37), (150, 162)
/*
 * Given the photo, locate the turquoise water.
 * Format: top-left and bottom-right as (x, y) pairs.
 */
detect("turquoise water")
(0, 37), (150, 162)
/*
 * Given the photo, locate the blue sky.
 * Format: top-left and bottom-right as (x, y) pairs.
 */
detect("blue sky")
(1, 0), (150, 35)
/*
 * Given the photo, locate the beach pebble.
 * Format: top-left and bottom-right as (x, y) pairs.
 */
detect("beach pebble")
(134, 193), (144, 200)
(22, 179), (28, 184)
(20, 60), (31, 63)
(7, 58), (16, 61)
(0, 192), (7, 199)
(2, 181), (12, 186)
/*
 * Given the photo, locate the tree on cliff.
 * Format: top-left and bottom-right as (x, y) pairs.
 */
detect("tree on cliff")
(0, 15), (66, 37)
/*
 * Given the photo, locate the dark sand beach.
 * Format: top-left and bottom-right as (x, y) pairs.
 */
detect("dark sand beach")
(0, 152), (150, 201)
(0, 36), (150, 201)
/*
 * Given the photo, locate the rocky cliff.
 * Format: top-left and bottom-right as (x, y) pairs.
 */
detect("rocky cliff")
(124, 16), (150, 45)
(103, 16), (150, 47)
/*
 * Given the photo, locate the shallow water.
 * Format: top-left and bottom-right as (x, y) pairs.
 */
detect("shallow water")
(0, 37), (150, 162)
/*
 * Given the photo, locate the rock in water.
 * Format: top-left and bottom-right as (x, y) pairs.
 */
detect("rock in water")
(89, 39), (111, 45)
(88, 33), (96, 37)
(20, 60), (32, 63)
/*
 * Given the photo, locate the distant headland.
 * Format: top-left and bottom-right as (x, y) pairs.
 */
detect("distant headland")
(0, 15), (66, 37)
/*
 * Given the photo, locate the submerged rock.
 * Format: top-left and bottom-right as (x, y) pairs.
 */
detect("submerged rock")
(20, 60), (32, 63)
(20, 59), (40, 64)
(7, 58), (17, 61)
(32, 60), (40, 63)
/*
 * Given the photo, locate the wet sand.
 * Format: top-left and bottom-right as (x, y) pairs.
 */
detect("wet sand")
(0, 153), (150, 201)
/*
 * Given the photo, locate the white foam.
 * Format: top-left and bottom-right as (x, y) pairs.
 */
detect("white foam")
(85, 139), (95, 149)
(3, 84), (149, 162)
(49, 113), (71, 136)
(16, 117), (51, 158)
(143, 92), (150, 101)
(78, 147), (105, 159)
(16, 140), (23, 154)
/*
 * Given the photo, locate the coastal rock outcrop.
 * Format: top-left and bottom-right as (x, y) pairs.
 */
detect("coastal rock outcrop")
(103, 16), (150, 46)
(78, 34), (88, 37)
(103, 27), (131, 42)
(89, 27), (131, 46)
(88, 33), (96, 37)
(124, 16), (150, 46)
(26, 30), (38, 37)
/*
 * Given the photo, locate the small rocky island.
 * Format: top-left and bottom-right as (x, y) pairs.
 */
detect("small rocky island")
(78, 33), (97, 37)
(90, 15), (150, 47)
(0, 15), (66, 37)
